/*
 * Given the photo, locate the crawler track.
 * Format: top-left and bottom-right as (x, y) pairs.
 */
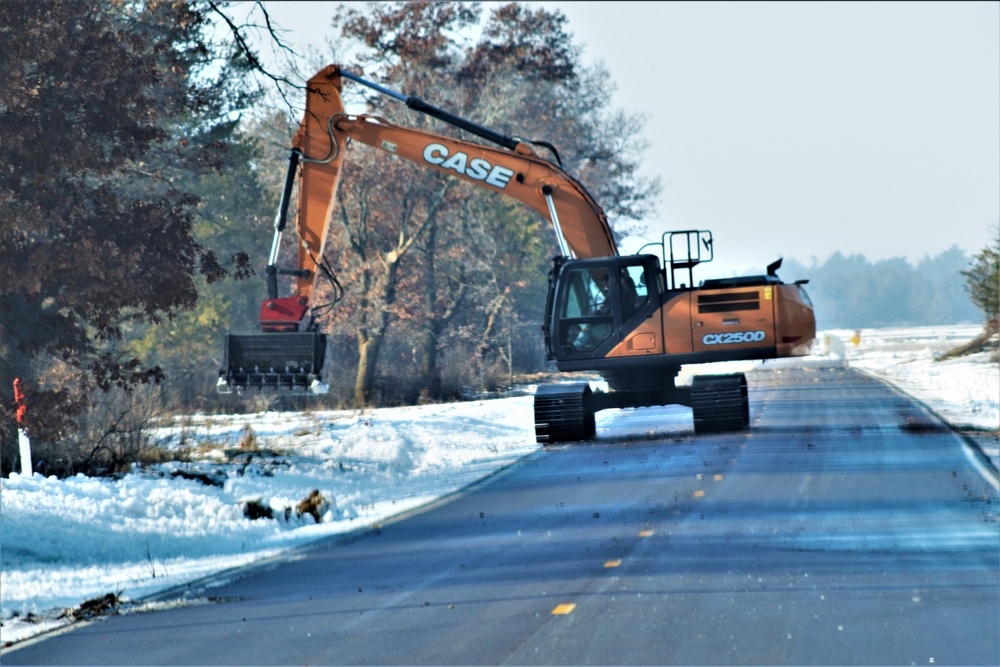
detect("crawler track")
(690, 373), (749, 433)
(534, 383), (595, 444)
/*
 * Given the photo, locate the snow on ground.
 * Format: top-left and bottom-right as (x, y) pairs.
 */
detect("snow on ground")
(1, 398), (539, 645)
(830, 324), (999, 475)
(823, 325), (999, 433)
(1, 325), (997, 646)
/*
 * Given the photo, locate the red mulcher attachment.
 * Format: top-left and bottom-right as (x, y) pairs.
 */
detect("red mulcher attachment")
(218, 296), (329, 394)
(218, 331), (328, 393)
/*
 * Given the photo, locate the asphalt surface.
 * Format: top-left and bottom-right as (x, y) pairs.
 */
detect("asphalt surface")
(6, 361), (999, 665)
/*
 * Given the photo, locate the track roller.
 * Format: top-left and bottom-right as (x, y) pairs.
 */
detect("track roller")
(691, 373), (749, 434)
(534, 383), (595, 444)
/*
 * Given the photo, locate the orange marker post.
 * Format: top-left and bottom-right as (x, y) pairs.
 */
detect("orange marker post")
(13, 378), (32, 476)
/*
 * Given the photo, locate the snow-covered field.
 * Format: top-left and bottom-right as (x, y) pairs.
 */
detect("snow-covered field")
(1, 324), (997, 646)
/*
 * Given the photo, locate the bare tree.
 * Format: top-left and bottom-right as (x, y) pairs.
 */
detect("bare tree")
(310, 2), (660, 404)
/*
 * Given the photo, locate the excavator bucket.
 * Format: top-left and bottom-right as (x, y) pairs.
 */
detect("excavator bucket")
(218, 331), (328, 393)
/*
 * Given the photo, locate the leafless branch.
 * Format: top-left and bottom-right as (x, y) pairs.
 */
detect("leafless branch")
(207, 1), (305, 111)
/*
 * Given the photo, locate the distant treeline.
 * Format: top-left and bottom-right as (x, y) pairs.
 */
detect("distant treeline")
(781, 246), (980, 330)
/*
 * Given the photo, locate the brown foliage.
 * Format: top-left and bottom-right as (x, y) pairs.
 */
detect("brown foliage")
(0, 1), (257, 474)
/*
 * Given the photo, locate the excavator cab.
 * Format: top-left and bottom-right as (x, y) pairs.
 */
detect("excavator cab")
(547, 254), (663, 366)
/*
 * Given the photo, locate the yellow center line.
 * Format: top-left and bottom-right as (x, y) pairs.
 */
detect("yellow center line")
(693, 490), (705, 498)
(604, 559), (621, 568)
(639, 529), (654, 537)
(551, 603), (576, 615)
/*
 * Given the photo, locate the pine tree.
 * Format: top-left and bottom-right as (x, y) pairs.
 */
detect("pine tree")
(961, 226), (1000, 331)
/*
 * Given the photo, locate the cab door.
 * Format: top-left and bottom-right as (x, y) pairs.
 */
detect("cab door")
(612, 260), (664, 357)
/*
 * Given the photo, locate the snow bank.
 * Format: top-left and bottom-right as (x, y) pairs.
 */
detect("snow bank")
(1, 397), (537, 644)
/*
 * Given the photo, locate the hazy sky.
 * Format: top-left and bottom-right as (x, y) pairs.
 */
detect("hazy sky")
(259, 1), (998, 275)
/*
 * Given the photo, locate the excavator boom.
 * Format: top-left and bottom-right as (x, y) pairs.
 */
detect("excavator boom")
(291, 65), (616, 292)
(219, 65), (617, 393)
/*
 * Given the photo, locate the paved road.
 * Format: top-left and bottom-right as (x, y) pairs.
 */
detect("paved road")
(6, 362), (998, 665)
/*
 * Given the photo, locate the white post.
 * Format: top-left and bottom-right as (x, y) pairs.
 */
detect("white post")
(18, 429), (32, 476)
(13, 379), (31, 476)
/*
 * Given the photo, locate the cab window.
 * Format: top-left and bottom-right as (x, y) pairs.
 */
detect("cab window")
(561, 268), (611, 318)
(619, 264), (648, 321)
(559, 267), (613, 353)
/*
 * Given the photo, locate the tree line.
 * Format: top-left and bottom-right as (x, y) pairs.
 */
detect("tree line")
(782, 246), (985, 330)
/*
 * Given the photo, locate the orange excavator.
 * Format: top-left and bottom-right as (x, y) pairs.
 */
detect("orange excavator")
(218, 65), (816, 441)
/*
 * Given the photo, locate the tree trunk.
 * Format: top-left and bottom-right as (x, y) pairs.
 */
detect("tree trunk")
(352, 251), (401, 408)
(354, 329), (384, 408)
(938, 323), (1000, 361)
(419, 221), (440, 397)
(474, 287), (509, 390)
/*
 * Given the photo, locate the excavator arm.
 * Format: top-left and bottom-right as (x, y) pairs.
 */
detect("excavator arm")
(219, 64), (616, 392)
(293, 65), (616, 291)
